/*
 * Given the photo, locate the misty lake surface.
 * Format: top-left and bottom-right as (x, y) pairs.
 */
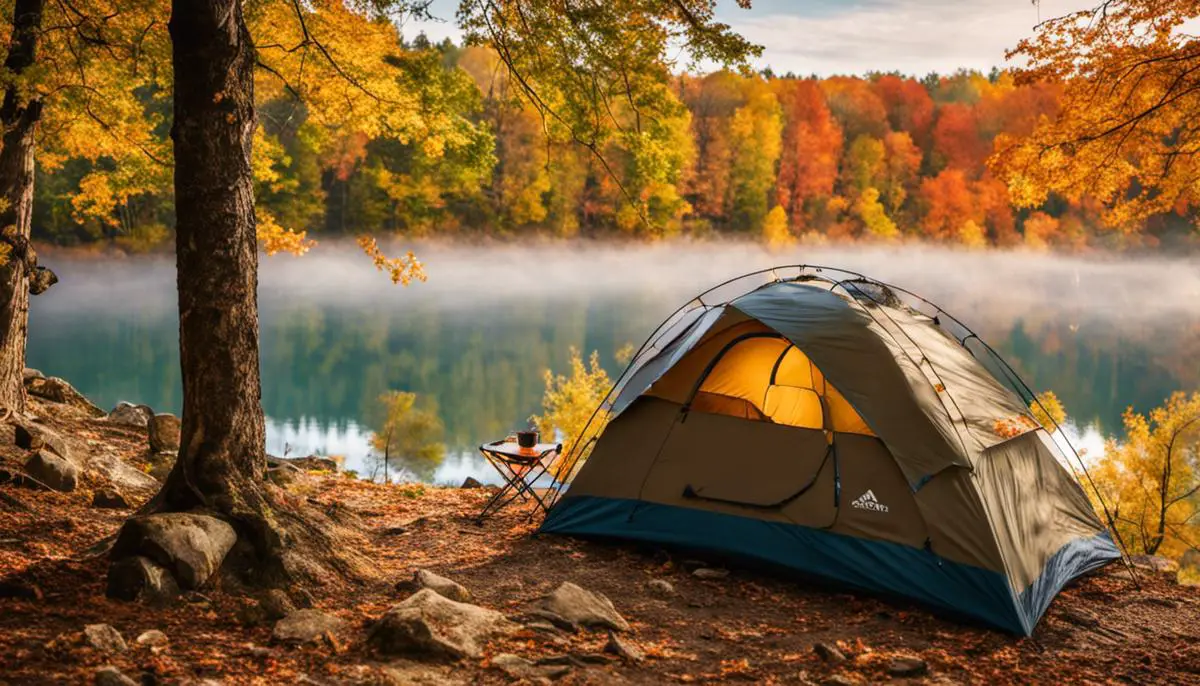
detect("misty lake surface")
(28, 243), (1200, 483)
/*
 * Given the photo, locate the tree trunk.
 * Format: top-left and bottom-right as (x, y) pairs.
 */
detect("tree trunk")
(132, 0), (370, 587)
(158, 0), (269, 521)
(0, 0), (47, 415)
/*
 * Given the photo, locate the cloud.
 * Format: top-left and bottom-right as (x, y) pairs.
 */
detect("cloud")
(718, 0), (1094, 76)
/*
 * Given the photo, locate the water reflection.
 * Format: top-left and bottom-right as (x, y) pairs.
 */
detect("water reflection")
(28, 243), (1200, 480)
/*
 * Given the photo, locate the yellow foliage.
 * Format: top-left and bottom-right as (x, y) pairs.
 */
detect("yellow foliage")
(257, 209), (314, 256)
(853, 187), (899, 240)
(531, 348), (613, 476)
(1087, 391), (1200, 558)
(357, 236), (427, 286)
(761, 205), (793, 250)
(1031, 390), (1067, 433)
(369, 391), (445, 482)
(957, 219), (987, 249)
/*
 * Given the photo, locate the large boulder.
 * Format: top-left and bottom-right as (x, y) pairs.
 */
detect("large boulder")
(272, 609), (345, 644)
(26, 376), (104, 416)
(24, 450), (78, 492)
(105, 402), (154, 428)
(111, 513), (236, 590)
(267, 455), (339, 472)
(542, 582), (630, 632)
(412, 569), (471, 603)
(368, 588), (517, 659)
(147, 414), (181, 454)
(105, 556), (181, 603)
(22, 368), (43, 383)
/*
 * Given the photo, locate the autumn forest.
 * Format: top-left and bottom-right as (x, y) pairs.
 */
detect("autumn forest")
(30, 35), (1200, 254)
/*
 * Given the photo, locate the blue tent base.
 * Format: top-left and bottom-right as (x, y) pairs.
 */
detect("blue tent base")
(541, 495), (1120, 635)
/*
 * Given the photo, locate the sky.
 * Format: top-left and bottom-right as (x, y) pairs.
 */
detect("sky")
(400, 0), (1097, 77)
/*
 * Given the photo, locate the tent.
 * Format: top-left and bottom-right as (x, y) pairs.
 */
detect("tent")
(540, 266), (1123, 635)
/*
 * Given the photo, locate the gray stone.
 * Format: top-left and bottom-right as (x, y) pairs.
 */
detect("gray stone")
(24, 449), (78, 492)
(136, 630), (169, 650)
(95, 666), (138, 686)
(22, 368), (43, 383)
(27, 376), (104, 416)
(111, 513), (236, 590)
(84, 624), (128, 653)
(413, 569), (471, 603)
(821, 676), (857, 686)
(14, 422), (69, 460)
(267, 455), (338, 472)
(379, 661), (466, 686)
(106, 402), (153, 428)
(647, 579), (675, 597)
(813, 642), (847, 664)
(491, 653), (571, 682)
(368, 588), (518, 659)
(692, 567), (729, 580)
(543, 582), (630, 632)
(92, 488), (131, 509)
(260, 589), (297, 621)
(272, 609), (345, 644)
(266, 464), (302, 487)
(147, 413), (182, 453)
(604, 631), (644, 663)
(887, 657), (929, 678)
(106, 556), (181, 603)
(460, 476), (483, 489)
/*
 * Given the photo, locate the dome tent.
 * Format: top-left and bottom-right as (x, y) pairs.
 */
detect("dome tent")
(540, 266), (1123, 635)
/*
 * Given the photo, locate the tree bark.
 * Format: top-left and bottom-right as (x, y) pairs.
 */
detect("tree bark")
(136, 0), (370, 587)
(0, 0), (49, 415)
(158, 0), (269, 520)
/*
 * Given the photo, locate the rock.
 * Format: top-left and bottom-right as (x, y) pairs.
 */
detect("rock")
(267, 455), (339, 472)
(821, 676), (858, 686)
(260, 589), (297, 621)
(813, 642), (847, 664)
(92, 488), (131, 509)
(692, 567), (729, 580)
(460, 476), (483, 489)
(379, 661), (466, 686)
(22, 368), (43, 383)
(413, 569), (471, 603)
(647, 579), (675, 597)
(368, 588), (517, 659)
(266, 464), (302, 487)
(542, 582), (630, 632)
(84, 624), (128, 653)
(147, 413), (182, 453)
(603, 631), (644, 663)
(272, 609), (345, 644)
(24, 449), (78, 492)
(95, 666), (138, 686)
(136, 630), (169, 650)
(525, 609), (579, 633)
(111, 512), (237, 590)
(887, 657), (929, 678)
(106, 402), (153, 428)
(491, 653), (572, 682)
(106, 556), (181, 603)
(26, 376), (104, 416)
(14, 422), (70, 460)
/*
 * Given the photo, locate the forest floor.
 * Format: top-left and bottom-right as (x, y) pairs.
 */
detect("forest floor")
(3, 388), (1200, 685)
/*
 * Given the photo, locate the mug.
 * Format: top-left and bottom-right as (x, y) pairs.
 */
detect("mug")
(517, 430), (538, 449)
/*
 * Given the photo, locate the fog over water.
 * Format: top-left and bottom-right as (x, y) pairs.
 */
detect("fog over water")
(29, 242), (1200, 482)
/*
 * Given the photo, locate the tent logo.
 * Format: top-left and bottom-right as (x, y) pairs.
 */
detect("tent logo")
(851, 489), (889, 513)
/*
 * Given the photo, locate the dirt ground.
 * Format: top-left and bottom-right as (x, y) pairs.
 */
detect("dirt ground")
(2, 393), (1200, 685)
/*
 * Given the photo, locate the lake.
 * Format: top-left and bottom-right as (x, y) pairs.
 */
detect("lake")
(27, 242), (1200, 483)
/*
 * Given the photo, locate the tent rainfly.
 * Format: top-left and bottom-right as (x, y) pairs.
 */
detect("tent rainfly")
(540, 266), (1123, 635)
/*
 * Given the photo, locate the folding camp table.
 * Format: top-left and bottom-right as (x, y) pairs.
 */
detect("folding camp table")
(475, 440), (562, 523)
